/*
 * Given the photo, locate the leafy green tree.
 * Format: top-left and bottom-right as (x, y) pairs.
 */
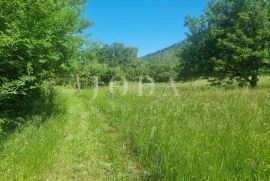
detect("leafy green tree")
(150, 62), (178, 82)
(98, 43), (138, 66)
(81, 41), (103, 65)
(179, 0), (270, 87)
(122, 61), (150, 81)
(0, 0), (90, 103)
(100, 66), (124, 85)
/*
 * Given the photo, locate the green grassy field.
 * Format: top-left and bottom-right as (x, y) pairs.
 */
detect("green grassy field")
(1, 79), (270, 180)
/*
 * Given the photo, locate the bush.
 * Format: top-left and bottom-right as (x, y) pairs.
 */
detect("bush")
(0, 82), (57, 140)
(149, 62), (178, 82)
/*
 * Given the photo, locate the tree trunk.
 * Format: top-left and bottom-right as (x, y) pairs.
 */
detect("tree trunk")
(76, 74), (81, 90)
(250, 74), (258, 88)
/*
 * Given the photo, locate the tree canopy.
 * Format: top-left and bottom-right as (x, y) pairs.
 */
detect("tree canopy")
(178, 0), (270, 87)
(97, 43), (138, 66)
(0, 0), (90, 103)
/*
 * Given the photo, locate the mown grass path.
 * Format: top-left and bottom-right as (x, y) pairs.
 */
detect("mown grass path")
(0, 89), (141, 181)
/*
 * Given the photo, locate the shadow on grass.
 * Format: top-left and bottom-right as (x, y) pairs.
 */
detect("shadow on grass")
(0, 87), (64, 145)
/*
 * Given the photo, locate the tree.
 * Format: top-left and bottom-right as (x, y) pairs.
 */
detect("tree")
(123, 61), (151, 81)
(150, 62), (178, 82)
(98, 43), (138, 66)
(179, 0), (270, 87)
(100, 66), (124, 85)
(0, 0), (90, 104)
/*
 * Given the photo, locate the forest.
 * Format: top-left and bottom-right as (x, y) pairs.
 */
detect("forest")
(1, 0), (270, 180)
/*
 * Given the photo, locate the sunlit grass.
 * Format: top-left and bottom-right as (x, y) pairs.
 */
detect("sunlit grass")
(0, 89), (140, 181)
(1, 78), (270, 180)
(91, 78), (270, 180)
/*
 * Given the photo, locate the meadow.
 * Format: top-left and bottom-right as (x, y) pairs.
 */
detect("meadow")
(2, 0), (270, 180)
(1, 79), (270, 180)
(92, 79), (270, 180)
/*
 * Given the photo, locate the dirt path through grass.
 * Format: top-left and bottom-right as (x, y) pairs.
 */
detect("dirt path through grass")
(0, 89), (141, 180)
(46, 90), (141, 180)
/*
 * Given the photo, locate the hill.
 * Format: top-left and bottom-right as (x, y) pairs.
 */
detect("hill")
(140, 42), (182, 63)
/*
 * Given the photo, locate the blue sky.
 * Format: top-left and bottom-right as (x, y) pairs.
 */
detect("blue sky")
(83, 0), (208, 57)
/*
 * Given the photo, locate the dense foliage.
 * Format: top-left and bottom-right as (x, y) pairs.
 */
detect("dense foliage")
(77, 42), (179, 86)
(0, 0), (90, 105)
(179, 0), (270, 87)
(0, 0), (90, 136)
(98, 43), (138, 66)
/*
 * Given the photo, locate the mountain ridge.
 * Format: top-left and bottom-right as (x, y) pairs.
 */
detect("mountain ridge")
(140, 42), (182, 63)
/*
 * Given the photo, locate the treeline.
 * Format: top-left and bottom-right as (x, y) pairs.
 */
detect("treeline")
(0, 0), (177, 110)
(85, 0), (270, 88)
(2, 0), (270, 115)
(73, 42), (178, 87)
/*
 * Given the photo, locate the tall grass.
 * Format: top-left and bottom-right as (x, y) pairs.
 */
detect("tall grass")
(0, 88), (68, 180)
(0, 88), (141, 180)
(1, 78), (270, 180)
(91, 80), (270, 180)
